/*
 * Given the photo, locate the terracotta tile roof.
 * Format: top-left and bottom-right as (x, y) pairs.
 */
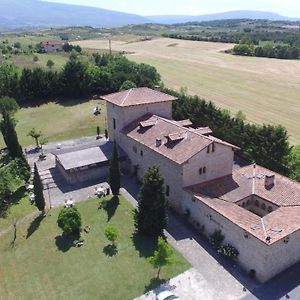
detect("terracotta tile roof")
(173, 119), (193, 127)
(122, 114), (237, 164)
(101, 87), (177, 107)
(185, 164), (300, 244)
(191, 127), (213, 135)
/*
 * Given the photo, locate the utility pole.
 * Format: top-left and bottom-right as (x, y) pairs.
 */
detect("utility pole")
(109, 39), (112, 56)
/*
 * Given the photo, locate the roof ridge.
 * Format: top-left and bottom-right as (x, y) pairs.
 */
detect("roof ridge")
(155, 115), (239, 149)
(121, 89), (133, 106)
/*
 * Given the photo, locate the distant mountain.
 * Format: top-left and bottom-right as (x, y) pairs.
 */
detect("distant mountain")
(148, 10), (300, 24)
(0, 0), (150, 29)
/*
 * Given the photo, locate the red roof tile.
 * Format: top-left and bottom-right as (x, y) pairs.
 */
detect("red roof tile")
(101, 87), (177, 107)
(122, 114), (237, 164)
(185, 164), (300, 244)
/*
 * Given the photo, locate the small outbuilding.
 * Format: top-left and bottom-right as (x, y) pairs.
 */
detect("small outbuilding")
(55, 142), (126, 185)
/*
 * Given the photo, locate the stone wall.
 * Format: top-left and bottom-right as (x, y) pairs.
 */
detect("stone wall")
(120, 134), (183, 211)
(106, 101), (173, 142)
(181, 191), (300, 282)
(182, 143), (234, 187)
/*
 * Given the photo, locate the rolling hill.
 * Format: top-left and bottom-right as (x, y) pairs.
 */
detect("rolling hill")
(148, 10), (300, 24)
(0, 0), (150, 29)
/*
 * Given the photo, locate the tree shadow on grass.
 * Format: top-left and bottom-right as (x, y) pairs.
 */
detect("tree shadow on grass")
(0, 186), (27, 219)
(103, 244), (118, 257)
(131, 232), (158, 258)
(26, 214), (45, 239)
(144, 277), (167, 293)
(100, 196), (119, 222)
(55, 234), (77, 252)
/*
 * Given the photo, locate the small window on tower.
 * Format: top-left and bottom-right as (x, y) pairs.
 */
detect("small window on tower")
(212, 143), (215, 152)
(113, 118), (116, 130)
(166, 185), (170, 196)
(140, 150), (143, 157)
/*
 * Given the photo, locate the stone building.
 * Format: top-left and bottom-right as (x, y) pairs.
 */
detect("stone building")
(55, 142), (126, 185)
(41, 40), (63, 53)
(102, 87), (300, 282)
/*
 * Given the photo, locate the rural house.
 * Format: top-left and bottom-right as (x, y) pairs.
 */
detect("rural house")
(41, 40), (63, 52)
(102, 87), (300, 282)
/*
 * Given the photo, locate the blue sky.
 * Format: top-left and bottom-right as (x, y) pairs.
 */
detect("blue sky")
(43, 0), (300, 17)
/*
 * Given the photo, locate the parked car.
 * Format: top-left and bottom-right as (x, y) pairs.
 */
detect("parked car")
(156, 291), (178, 300)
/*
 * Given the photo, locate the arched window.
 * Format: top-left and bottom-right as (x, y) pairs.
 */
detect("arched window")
(255, 200), (259, 207)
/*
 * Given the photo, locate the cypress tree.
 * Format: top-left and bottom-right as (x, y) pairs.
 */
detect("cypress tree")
(2, 111), (23, 159)
(134, 166), (168, 237)
(33, 163), (46, 214)
(109, 141), (120, 196)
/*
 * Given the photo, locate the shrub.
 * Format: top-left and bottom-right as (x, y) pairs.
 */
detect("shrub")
(217, 244), (239, 259)
(209, 230), (224, 249)
(105, 225), (118, 246)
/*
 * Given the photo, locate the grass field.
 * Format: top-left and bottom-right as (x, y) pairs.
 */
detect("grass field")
(0, 99), (106, 148)
(0, 196), (189, 300)
(74, 37), (300, 144)
(0, 52), (70, 70)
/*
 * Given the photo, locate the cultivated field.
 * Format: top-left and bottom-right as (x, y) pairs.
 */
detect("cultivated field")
(74, 38), (300, 144)
(0, 99), (106, 148)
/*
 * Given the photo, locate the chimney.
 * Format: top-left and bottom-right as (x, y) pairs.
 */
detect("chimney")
(156, 138), (162, 147)
(265, 174), (275, 189)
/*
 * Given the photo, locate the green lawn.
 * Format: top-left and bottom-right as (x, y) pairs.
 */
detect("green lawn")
(0, 99), (107, 147)
(0, 196), (189, 300)
(0, 186), (37, 232)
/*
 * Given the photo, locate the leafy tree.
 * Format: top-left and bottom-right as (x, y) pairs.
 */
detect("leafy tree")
(289, 145), (300, 182)
(119, 80), (137, 91)
(33, 163), (46, 214)
(57, 207), (82, 235)
(148, 237), (175, 279)
(109, 141), (120, 196)
(13, 42), (21, 49)
(27, 128), (41, 148)
(235, 110), (246, 121)
(0, 167), (15, 201)
(105, 225), (118, 246)
(46, 59), (55, 69)
(0, 96), (19, 115)
(8, 158), (30, 182)
(134, 166), (168, 237)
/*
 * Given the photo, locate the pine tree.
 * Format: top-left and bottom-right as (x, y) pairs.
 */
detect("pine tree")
(33, 163), (46, 214)
(134, 166), (168, 237)
(109, 141), (120, 196)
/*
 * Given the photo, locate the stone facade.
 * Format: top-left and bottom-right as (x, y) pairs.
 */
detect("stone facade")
(104, 88), (300, 283)
(107, 101), (173, 142)
(181, 191), (300, 282)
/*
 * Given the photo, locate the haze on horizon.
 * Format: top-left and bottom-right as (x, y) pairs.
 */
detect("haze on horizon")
(42, 0), (300, 18)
